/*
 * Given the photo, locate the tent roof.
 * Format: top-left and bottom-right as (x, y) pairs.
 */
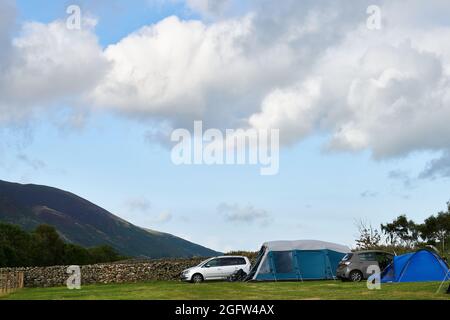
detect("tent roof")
(262, 240), (350, 253)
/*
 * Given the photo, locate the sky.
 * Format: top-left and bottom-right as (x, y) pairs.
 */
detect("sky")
(0, 0), (450, 252)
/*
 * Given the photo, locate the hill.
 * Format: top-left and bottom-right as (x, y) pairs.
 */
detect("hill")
(0, 180), (220, 258)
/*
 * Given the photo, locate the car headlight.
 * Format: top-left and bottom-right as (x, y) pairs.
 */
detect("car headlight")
(344, 261), (351, 266)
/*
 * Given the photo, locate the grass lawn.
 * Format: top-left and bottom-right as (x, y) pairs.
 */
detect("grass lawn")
(1, 281), (449, 300)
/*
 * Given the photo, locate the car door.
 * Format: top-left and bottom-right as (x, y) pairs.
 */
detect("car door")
(219, 258), (241, 279)
(376, 252), (394, 271)
(357, 252), (378, 278)
(233, 257), (250, 273)
(201, 258), (223, 280)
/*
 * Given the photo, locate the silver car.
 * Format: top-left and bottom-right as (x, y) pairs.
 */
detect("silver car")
(180, 256), (251, 283)
(336, 250), (394, 282)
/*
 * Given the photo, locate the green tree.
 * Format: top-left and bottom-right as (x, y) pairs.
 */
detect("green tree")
(63, 243), (92, 265)
(0, 223), (33, 267)
(0, 222), (123, 267)
(88, 245), (122, 263)
(31, 224), (65, 266)
(381, 215), (419, 248)
(419, 202), (450, 253)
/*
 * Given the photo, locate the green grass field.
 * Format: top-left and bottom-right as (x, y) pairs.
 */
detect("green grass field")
(1, 281), (449, 300)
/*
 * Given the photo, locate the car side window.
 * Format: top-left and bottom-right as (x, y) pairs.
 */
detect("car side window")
(358, 253), (377, 261)
(221, 258), (235, 266)
(204, 257), (246, 267)
(204, 259), (220, 267)
(229, 258), (246, 265)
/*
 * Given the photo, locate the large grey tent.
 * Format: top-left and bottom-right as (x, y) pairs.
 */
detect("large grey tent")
(246, 240), (350, 281)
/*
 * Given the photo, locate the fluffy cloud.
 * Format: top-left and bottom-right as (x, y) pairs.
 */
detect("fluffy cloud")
(2, 0), (450, 177)
(92, 0), (450, 161)
(92, 14), (299, 129)
(0, 16), (107, 123)
(255, 35), (450, 158)
(243, 2), (450, 172)
(91, 1), (367, 128)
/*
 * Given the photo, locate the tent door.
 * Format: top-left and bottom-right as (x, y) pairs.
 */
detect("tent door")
(271, 251), (298, 280)
(296, 250), (328, 280)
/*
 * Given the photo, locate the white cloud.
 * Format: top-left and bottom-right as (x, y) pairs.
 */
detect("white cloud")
(322, 38), (450, 158)
(2, 0), (450, 176)
(246, 15), (450, 168)
(91, 0), (450, 161)
(249, 78), (322, 145)
(152, 210), (173, 224)
(124, 197), (152, 213)
(92, 14), (298, 130)
(218, 202), (271, 225)
(0, 18), (108, 123)
(185, 0), (230, 17)
(0, 0), (15, 67)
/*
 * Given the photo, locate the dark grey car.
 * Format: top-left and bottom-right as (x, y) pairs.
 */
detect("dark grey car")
(336, 250), (394, 282)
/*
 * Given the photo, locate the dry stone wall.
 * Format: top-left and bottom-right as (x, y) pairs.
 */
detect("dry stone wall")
(0, 258), (205, 288)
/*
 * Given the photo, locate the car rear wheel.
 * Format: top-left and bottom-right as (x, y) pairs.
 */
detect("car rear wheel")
(191, 273), (204, 284)
(349, 270), (363, 282)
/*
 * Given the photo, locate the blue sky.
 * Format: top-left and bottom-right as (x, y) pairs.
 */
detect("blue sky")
(1, 1), (450, 252)
(15, 0), (192, 45)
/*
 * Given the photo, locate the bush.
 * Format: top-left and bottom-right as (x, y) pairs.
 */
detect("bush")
(0, 222), (124, 267)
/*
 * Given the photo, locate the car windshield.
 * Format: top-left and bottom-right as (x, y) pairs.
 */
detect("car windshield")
(341, 253), (353, 261)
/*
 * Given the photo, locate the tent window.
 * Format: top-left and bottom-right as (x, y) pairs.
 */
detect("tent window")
(273, 251), (294, 274)
(259, 256), (271, 274)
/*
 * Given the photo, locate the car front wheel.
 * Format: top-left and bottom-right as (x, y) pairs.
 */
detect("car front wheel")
(191, 273), (204, 284)
(349, 270), (363, 282)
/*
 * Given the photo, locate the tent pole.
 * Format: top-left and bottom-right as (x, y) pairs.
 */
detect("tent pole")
(435, 269), (450, 294)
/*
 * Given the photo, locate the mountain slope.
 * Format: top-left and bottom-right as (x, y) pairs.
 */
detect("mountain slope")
(0, 180), (220, 258)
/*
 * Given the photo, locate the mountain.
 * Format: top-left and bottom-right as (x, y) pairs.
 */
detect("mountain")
(0, 179), (220, 258)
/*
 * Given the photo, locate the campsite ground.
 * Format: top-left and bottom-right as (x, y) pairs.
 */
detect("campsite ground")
(1, 281), (449, 300)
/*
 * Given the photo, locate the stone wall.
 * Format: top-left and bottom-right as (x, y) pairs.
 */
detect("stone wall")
(0, 258), (205, 288)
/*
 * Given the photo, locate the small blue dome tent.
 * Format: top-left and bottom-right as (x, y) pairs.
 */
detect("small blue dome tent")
(246, 240), (350, 281)
(381, 249), (450, 283)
